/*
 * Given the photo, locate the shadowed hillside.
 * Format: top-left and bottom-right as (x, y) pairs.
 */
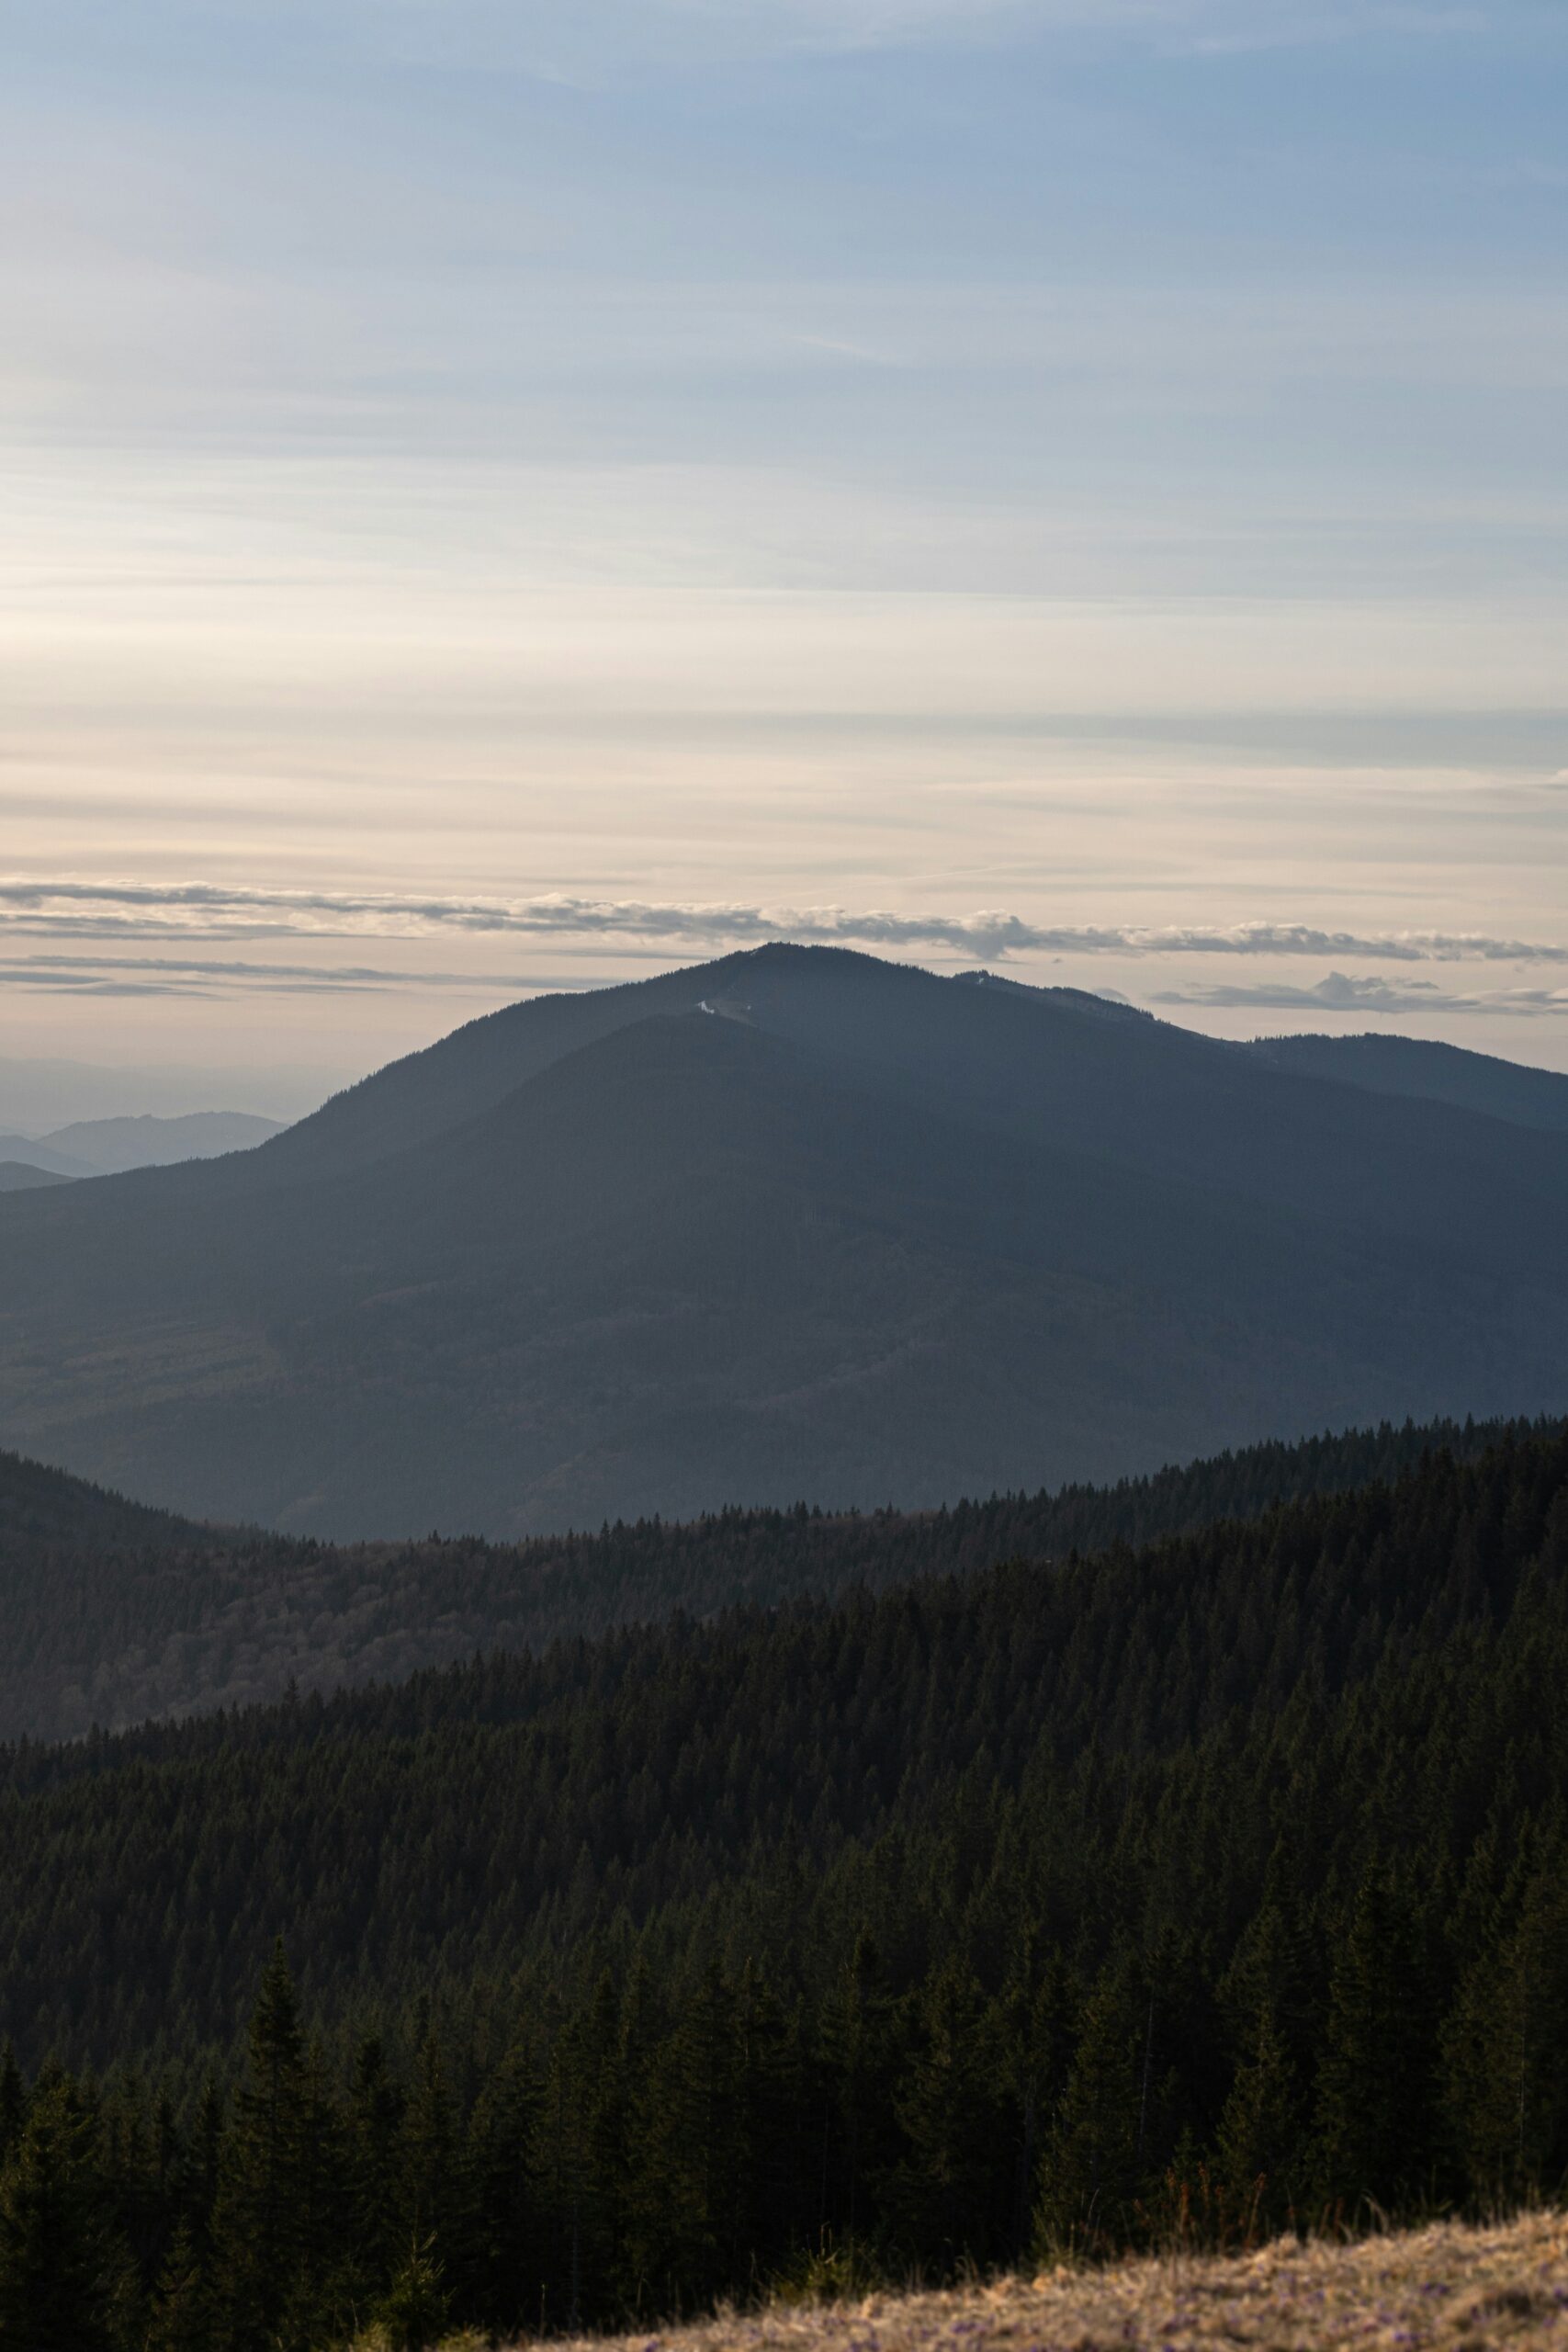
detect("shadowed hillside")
(0, 947), (1563, 1534)
(0, 1160), (69, 1192)
(0, 1411), (1543, 1739)
(1246, 1029), (1568, 1132)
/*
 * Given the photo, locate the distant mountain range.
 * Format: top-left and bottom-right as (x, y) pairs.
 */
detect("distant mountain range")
(0, 1108), (284, 1181)
(0, 945), (1563, 1536)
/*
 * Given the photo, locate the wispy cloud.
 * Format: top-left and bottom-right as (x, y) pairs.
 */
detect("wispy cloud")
(1154, 971), (1568, 1016)
(0, 953), (545, 999)
(3, 883), (1568, 972)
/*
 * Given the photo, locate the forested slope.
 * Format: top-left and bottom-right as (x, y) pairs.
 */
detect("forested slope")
(6, 1427), (1568, 2346)
(0, 1412), (1534, 1737)
(1247, 1030), (1568, 1131)
(5, 1430), (1568, 2347)
(0, 1445), (222, 1557)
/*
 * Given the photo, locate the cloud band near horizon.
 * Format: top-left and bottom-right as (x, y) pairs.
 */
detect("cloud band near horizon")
(1, 882), (1567, 972)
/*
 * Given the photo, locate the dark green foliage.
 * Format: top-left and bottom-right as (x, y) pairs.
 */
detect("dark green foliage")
(375, 2239), (448, 2352)
(0, 1410), (1533, 1739)
(1311, 1862), (1437, 2212)
(0, 2079), (134, 2351)
(6, 1429), (1568, 2342)
(1442, 1836), (1568, 2201)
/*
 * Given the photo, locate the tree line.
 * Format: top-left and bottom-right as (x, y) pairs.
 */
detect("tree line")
(6, 1829), (1568, 2352)
(2, 1427), (1568, 2343)
(0, 1412), (1541, 1740)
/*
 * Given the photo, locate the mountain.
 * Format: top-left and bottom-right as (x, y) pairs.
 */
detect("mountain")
(0, 945), (1564, 1535)
(0, 1110), (284, 1179)
(0, 1160), (71, 1193)
(0, 1131), (95, 1177)
(0, 1443), (220, 1555)
(0, 1410), (1534, 1740)
(8, 1108), (285, 1176)
(1246, 1029), (1568, 1132)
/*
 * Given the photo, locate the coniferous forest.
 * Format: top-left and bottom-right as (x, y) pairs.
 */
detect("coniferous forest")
(4, 1423), (1568, 2346)
(0, 1409), (1526, 1740)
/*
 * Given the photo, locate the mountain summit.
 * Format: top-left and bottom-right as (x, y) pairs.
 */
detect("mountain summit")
(0, 945), (1563, 1536)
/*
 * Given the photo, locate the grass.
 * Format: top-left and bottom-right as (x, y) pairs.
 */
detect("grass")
(480, 2211), (1568, 2352)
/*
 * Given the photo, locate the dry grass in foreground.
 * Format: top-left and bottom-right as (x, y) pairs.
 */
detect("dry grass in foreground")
(502, 2211), (1568, 2352)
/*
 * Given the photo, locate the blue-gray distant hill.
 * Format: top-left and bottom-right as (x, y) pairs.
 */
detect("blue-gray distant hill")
(1245, 1030), (1568, 1132)
(0, 1160), (72, 1193)
(0, 1109), (284, 1179)
(0, 945), (1563, 1536)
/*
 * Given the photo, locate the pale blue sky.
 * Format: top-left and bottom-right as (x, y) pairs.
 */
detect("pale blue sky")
(2, 0), (1565, 1095)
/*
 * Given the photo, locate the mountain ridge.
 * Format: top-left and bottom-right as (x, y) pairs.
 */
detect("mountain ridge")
(0, 947), (1563, 1534)
(1, 1407), (1540, 1741)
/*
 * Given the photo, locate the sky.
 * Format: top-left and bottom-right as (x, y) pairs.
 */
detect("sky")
(2, 0), (1566, 1115)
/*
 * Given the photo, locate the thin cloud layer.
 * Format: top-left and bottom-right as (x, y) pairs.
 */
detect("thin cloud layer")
(8, 884), (1568, 1015)
(0, 954), (546, 1000)
(1154, 971), (1568, 1017)
(3, 885), (1568, 982)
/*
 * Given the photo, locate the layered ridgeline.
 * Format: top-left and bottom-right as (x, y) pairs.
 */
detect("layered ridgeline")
(0, 948), (1565, 1535)
(0, 1110), (284, 1182)
(0, 1411), (1541, 1738)
(2, 1428), (1568, 2350)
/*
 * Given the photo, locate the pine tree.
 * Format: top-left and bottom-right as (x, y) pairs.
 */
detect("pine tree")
(400, 2022), (459, 2270)
(1442, 1847), (1568, 2200)
(144, 2219), (213, 2352)
(375, 2235), (449, 2352)
(1033, 1962), (1141, 2256)
(1214, 2004), (1300, 2221)
(211, 1940), (310, 2350)
(1313, 1862), (1435, 2214)
(885, 1958), (1003, 2272)
(346, 2034), (408, 2304)
(730, 1959), (800, 2285)
(188, 2077), (224, 2254)
(0, 2077), (137, 2352)
(468, 2033), (543, 2330)
(818, 1930), (900, 2253)
(625, 1963), (736, 2314)
(997, 1943), (1078, 2264)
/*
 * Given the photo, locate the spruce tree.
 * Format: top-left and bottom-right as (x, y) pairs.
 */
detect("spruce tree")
(375, 2235), (449, 2352)
(468, 2033), (544, 2330)
(144, 2219), (213, 2352)
(400, 2021), (460, 2274)
(1313, 1862), (1435, 2214)
(1213, 2004), (1300, 2222)
(1442, 1846), (1568, 2200)
(818, 1930), (900, 2253)
(1033, 1962), (1141, 2256)
(0, 2077), (137, 2352)
(885, 1958), (1003, 2272)
(211, 1940), (310, 2350)
(345, 2034), (408, 2304)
